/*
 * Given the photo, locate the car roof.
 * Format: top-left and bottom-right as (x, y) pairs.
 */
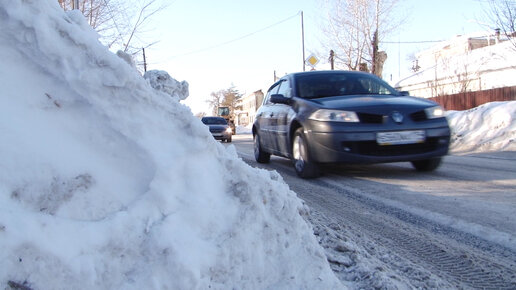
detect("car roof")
(289, 70), (375, 78)
(267, 70), (381, 92)
(202, 116), (225, 120)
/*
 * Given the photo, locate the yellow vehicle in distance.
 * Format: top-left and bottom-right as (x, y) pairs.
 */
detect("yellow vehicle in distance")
(217, 106), (236, 135)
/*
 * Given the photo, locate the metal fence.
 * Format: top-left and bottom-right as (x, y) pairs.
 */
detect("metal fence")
(427, 86), (516, 111)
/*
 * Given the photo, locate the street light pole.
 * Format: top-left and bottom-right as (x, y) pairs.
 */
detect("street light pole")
(301, 11), (305, 72)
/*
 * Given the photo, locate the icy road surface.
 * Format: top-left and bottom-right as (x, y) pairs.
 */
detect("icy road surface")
(227, 134), (516, 289)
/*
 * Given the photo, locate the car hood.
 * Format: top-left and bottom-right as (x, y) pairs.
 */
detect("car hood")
(309, 95), (436, 113)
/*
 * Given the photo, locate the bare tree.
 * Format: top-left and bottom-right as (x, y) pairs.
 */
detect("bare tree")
(220, 86), (243, 115)
(481, 0), (516, 49)
(207, 90), (224, 116)
(206, 86), (243, 117)
(58, 0), (167, 64)
(320, 0), (404, 77)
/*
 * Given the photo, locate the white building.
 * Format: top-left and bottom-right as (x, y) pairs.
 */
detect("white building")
(395, 32), (516, 98)
(236, 90), (264, 126)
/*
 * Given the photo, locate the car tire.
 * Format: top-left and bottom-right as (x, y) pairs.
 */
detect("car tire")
(411, 158), (442, 171)
(254, 133), (270, 163)
(292, 128), (319, 178)
(227, 136), (232, 143)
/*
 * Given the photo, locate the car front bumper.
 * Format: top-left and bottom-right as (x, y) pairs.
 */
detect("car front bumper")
(306, 126), (451, 164)
(211, 132), (232, 140)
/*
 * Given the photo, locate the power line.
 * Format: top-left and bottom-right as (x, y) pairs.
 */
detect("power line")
(166, 11), (302, 59)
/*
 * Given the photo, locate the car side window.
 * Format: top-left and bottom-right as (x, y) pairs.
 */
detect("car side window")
(357, 78), (395, 95)
(276, 79), (291, 99)
(264, 82), (281, 105)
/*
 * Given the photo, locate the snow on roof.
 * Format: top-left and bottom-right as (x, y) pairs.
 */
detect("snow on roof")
(396, 34), (516, 92)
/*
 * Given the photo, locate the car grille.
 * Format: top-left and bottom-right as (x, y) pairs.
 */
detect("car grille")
(357, 111), (430, 123)
(357, 113), (384, 124)
(410, 110), (427, 121)
(210, 128), (225, 133)
(342, 137), (441, 156)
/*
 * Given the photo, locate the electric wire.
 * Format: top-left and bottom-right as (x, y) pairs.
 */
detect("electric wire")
(165, 11), (302, 59)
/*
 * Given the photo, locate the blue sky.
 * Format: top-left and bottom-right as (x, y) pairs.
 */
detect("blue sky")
(145, 0), (489, 114)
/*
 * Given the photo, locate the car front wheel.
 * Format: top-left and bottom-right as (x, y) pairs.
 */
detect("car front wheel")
(411, 158), (442, 171)
(292, 128), (319, 178)
(254, 133), (270, 163)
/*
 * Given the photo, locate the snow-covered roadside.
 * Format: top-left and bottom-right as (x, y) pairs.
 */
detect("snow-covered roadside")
(0, 1), (342, 289)
(447, 101), (516, 154)
(1, 1), (514, 289)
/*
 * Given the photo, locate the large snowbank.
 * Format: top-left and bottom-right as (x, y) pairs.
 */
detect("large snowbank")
(0, 1), (341, 289)
(447, 101), (516, 153)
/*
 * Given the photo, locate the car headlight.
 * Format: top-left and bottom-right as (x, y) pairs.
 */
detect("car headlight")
(424, 106), (445, 119)
(225, 127), (232, 133)
(309, 109), (359, 122)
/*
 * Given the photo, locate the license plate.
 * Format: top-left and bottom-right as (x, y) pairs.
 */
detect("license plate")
(212, 133), (223, 137)
(377, 130), (425, 145)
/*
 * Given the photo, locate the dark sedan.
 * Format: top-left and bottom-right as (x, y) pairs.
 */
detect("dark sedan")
(252, 71), (450, 178)
(201, 116), (232, 142)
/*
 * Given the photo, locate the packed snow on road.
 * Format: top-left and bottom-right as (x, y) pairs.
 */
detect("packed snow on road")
(1, 1), (515, 290)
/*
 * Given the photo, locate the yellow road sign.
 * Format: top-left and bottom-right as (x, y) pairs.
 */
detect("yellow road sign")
(305, 54), (319, 67)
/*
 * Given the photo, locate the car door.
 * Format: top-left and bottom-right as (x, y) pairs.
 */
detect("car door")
(269, 78), (292, 155)
(255, 82), (280, 151)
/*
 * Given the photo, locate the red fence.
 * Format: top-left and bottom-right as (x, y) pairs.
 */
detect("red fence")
(428, 86), (516, 111)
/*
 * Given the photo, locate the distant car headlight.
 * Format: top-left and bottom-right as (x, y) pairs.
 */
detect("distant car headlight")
(424, 106), (445, 119)
(225, 127), (232, 133)
(309, 109), (359, 122)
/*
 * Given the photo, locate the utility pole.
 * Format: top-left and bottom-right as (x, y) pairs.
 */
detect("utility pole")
(301, 11), (306, 72)
(142, 47), (147, 72)
(372, 30), (378, 76)
(372, 1), (379, 76)
(329, 50), (335, 70)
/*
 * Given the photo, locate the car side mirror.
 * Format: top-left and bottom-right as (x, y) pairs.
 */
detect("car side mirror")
(399, 91), (410, 96)
(270, 94), (291, 105)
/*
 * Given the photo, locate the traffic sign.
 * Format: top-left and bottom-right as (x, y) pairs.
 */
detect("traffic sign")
(305, 54), (319, 67)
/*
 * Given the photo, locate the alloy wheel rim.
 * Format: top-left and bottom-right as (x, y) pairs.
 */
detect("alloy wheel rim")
(254, 135), (259, 155)
(293, 135), (305, 162)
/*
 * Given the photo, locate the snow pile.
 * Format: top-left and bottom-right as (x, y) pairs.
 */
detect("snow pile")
(236, 124), (253, 134)
(116, 50), (137, 69)
(447, 101), (516, 153)
(0, 1), (341, 289)
(143, 70), (189, 101)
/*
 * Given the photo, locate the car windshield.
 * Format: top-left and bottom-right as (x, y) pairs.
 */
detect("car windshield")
(202, 117), (227, 125)
(295, 72), (399, 99)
